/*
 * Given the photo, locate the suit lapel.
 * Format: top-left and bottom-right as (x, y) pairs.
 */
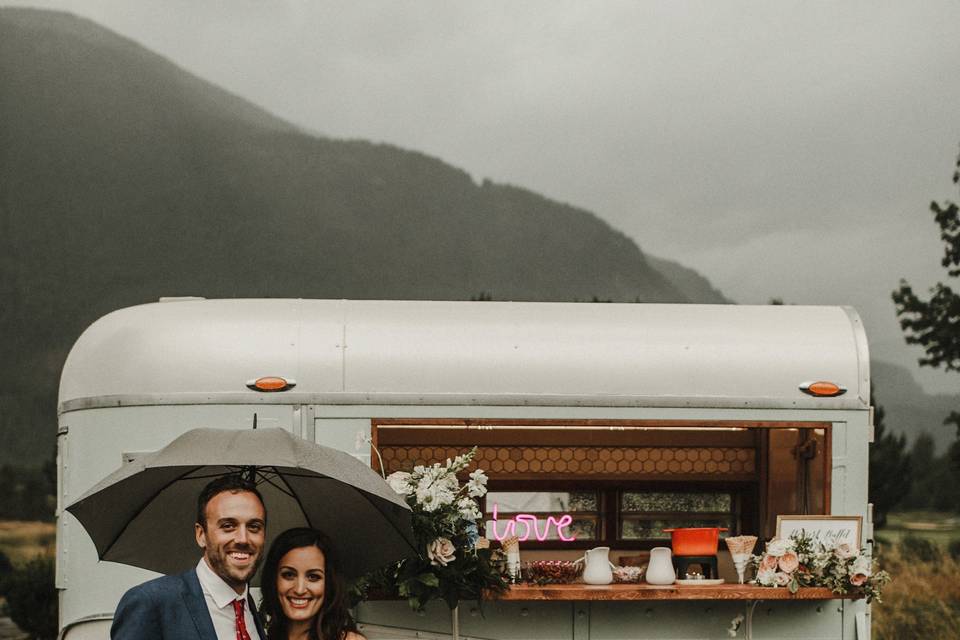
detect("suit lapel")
(248, 593), (267, 640)
(181, 569), (219, 640)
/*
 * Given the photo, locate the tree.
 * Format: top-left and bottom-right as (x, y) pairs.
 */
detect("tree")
(868, 399), (911, 527)
(3, 555), (58, 640)
(892, 145), (960, 493)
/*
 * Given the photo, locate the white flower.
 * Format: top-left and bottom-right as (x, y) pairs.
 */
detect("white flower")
(756, 569), (778, 587)
(427, 537), (457, 566)
(833, 542), (857, 560)
(442, 472), (460, 493)
(386, 471), (412, 495)
(416, 480), (454, 511)
(457, 497), (482, 521)
(727, 613), (744, 637)
(850, 555), (872, 578)
(766, 538), (793, 557)
(467, 468), (488, 497)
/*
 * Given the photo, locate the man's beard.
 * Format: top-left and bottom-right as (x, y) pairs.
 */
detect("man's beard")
(205, 543), (262, 588)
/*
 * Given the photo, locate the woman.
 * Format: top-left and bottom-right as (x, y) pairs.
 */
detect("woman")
(260, 527), (366, 640)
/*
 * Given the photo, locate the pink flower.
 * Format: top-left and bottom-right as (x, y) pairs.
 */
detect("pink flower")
(427, 537), (456, 566)
(778, 551), (799, 574)
(774, 572), (791, 587)
(850, 573), (868, 587)
(760, 554), (779, 572)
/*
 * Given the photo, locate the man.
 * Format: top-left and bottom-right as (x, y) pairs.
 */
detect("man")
(111, 474), (268, 640)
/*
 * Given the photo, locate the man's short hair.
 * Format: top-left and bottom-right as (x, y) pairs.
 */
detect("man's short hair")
(196, 473), (265, 529)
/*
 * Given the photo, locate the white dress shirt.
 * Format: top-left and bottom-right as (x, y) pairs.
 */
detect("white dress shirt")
(195, 558), (262, 640)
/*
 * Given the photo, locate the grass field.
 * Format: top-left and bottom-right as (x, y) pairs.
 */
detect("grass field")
(876, 511), (960, 546)
(0, 521), (55, 566)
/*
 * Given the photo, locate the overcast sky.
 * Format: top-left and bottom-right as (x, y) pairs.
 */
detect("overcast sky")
(7, 0), (960, 393)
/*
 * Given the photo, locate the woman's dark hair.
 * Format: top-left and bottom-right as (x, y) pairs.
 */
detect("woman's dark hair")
(260, 527), (357, 640)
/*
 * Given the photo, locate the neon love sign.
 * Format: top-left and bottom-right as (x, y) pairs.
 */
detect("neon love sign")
(486, 504), (577, 542)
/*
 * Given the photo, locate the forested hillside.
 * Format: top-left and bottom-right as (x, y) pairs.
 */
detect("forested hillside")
(0, 9), (725, 465)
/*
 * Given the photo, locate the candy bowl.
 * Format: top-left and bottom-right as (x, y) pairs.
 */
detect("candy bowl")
(523, 560), (584, 585)
(612, 565), (645, 584)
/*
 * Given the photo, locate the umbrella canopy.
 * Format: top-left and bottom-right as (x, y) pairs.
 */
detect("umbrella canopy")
(66, 427), (417, 582)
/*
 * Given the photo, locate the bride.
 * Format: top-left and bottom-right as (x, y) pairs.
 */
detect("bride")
(260, 528), (366, 640)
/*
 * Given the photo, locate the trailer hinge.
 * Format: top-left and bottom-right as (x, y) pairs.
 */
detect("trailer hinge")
(868, 406), (875, 443)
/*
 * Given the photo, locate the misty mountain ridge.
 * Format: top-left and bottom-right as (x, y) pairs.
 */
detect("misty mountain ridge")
(0, 8), (733, 465)
(4, 9), (946, 468)
(871, 359), (960, 454)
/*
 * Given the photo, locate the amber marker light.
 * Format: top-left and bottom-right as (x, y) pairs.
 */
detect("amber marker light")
(246, 376), (296, 392)
(799, 381), (846, 397)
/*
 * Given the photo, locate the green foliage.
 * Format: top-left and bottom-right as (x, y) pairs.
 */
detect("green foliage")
(892, 146), (960, 374)
(356, 448), (507, 611)
(0, 549), (12, 595)
(3, 555), (58, 640)
(948, 539), (960, 562)
(0, 462), (56, 521)
(900, 535), (942, 564)
(893, 143), (960, 506)
(901, 434), (958, 510)
(868, 398), (912, 527)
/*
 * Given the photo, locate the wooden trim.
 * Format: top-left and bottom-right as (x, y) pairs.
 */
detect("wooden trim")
(375, 427), (756, 447)
(489, 583), (860, 601)
(370, 424), (381, 476)
(373, 418), (832, 430)
(823, 425), (832, 513)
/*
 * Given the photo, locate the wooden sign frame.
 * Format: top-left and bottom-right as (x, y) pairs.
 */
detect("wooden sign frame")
(775, 515), (862, 548)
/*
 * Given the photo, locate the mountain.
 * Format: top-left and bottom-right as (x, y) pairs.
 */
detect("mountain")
(871, 359), (959, 454)
(645, 255), (731, 304)
(0, 9), (727, 466)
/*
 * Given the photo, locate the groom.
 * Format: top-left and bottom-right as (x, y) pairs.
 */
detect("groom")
(111, 474), (267, 640)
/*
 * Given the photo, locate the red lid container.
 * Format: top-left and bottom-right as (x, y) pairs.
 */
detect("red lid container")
(662, 527), (728, 556)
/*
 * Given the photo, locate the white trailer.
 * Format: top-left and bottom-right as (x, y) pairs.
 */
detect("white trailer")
(56, 298), (873, 639)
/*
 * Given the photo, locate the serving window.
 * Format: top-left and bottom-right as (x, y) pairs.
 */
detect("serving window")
(371, 418), (829, 548)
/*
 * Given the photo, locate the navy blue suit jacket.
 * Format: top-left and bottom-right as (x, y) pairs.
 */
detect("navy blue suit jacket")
(111, 569), (266, 640)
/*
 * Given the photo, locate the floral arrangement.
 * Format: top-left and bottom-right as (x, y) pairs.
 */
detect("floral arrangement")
(356, 447), (508, 611)
(751, 532), (890, 602)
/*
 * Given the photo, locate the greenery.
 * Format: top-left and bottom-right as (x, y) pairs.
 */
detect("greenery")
(868, 397), (911, 527)
(873, 535), (960, 640)
(751, 532), (890, 602)
(357, 448), (507, 611)
(0, 461), (56, 521)
(3, 555), (58, 640)
(893, 143), (960, 489)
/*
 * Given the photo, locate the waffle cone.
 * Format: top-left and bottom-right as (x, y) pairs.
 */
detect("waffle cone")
(724, 535), (758, 556)
(501, 536), (520, 553)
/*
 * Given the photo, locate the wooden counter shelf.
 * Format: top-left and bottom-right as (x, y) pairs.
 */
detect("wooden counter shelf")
(491, 583), (860, 601)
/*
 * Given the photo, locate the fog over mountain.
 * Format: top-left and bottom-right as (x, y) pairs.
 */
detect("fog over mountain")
(1, 7), (956, 466)
(0, 8), (728, 464)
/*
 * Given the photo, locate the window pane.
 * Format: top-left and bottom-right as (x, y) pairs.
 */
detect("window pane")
(486, 491), (598, 513)
(621, 517), (734, 540)
(484, 491), (599, 541)
(621, 491), (731, 513)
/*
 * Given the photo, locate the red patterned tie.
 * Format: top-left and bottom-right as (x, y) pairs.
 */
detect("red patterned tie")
(232, 599), (252, 640)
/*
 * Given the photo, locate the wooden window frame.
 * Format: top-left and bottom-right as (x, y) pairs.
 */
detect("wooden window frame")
(481, 480), (755, 551)
(371, 418), (831, 549)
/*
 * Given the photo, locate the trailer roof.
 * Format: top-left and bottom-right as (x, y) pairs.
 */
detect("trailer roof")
(59, 299), (869, 412)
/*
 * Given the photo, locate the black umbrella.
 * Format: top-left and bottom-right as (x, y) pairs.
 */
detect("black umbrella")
(66, 427), (417, 582)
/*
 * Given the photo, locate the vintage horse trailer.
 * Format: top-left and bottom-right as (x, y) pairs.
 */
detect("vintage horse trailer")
(56, 298), (874, 639)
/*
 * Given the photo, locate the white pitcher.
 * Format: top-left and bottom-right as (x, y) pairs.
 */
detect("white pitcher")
(645, 546), (676, 585)
(581, 546), (614, 585)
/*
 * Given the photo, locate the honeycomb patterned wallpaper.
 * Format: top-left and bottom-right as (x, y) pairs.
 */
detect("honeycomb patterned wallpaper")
(378, 445), (756, 477)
